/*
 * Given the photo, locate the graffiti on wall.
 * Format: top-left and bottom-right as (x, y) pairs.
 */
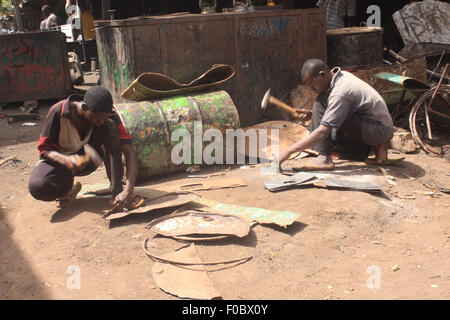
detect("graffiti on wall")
(0, 35), (66, 101)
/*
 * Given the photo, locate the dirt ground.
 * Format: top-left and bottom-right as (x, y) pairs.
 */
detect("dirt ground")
(0, 92), (449, 300)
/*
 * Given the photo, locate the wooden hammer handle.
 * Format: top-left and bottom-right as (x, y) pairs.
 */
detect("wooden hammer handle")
(268, 96), (311, 115)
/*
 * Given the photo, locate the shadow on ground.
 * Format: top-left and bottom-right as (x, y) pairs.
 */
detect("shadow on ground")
(0, 207), (50, 299)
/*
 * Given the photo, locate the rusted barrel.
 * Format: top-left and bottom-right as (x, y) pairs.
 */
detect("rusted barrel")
(327, 27), (383, 69)
(115, 90), (240, 180)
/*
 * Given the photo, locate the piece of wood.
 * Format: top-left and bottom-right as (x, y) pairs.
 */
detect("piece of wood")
(153, 178), (247, 193)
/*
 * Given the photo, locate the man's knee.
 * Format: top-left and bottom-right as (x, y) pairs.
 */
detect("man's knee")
(28, 176), (73, 201)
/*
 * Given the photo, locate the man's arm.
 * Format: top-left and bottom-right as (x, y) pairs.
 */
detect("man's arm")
(121, 143), (138, 196)
(46, 151), (87, 174)
(278, 124), (332, 169)
(112, 143), (138, 209)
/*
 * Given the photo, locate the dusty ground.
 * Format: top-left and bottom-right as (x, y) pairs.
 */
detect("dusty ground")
(0, 91), (449, 300)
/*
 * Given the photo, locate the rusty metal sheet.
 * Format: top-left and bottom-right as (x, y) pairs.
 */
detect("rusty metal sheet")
(121, 64), (235, 101)
(151, 244), (222, 300)
(327, 27), (384, 69)
(399, 43), (450, 60)
(0, 31), (71, 103)
(303, 9), (328, 61)
(96, 26), (135, 103)
(240, 120), (309, 161)
(393, 0), (450, 45)
(104, 192), (201, 221)
(146, 210), (251, 240)
(163, 19), (236, 84)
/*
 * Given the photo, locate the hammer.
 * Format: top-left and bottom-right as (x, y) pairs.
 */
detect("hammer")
(261, 89), (312, 117)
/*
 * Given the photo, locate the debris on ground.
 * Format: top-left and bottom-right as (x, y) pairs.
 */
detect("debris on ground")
(188, 167), (231, 178)
(6, 113), (40, 124)
(390, 127), (417, 154)
(0, 155), (20, 167)
(378, 167), (398, 186)
(186, 165), (200, 173)
(156, 177), (247, 193)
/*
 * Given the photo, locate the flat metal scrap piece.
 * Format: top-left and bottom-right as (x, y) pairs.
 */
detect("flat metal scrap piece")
(105, 192), (201, 221)
(151, 243), (222, 300)
(146, 210), (251, 241)
(319, 177), (383, 192)
(264, 172), (317, 192)
(265, 172), (383, 193)
(195, 198), (299, 228)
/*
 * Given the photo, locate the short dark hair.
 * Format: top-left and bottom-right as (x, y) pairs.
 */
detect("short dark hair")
(41, 5), (51, 12)
(301, 59), (330, 80)
(83, 86), (113, 114)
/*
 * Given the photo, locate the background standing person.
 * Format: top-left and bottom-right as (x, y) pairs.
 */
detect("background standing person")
(316, 0), (357, 30)
(40, 5), (59, 31)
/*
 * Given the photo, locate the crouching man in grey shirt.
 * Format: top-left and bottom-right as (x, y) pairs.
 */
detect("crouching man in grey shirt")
(278, 58), (394, 171)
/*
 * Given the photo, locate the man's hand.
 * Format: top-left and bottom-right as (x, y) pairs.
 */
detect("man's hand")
(112, 189), (133, 211)
(276, 150), (292, 172)
(67, 154), (89, 174)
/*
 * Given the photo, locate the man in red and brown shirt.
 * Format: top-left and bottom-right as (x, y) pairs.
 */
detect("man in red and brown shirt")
(28, 86), (139, 209)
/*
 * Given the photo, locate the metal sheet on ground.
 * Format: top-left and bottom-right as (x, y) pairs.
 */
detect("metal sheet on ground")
(151, 244), (222, 300)
(146, 210), (250, 240)
(105, 192), (201, 221)
(196, 198), (299, 228)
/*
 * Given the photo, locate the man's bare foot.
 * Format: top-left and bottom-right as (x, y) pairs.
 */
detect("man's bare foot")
(369, 141), (390, 165)
(372, 140), (391, 164)
(366, 141), (405, 166)
(292, 154), (335, 171)
(56, 181), (82, 208)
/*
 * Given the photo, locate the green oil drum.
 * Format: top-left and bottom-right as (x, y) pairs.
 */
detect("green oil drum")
(115, 90), (241, 181)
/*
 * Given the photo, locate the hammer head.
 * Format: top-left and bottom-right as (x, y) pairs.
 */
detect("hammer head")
(261, 88), (271, 110)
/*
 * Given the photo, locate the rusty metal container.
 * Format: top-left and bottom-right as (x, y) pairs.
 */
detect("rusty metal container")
(94, 9), (327, 127)
(0, 31), (72, 104)
(327, 27), (383, 69)
(115, 90), (240, 180)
